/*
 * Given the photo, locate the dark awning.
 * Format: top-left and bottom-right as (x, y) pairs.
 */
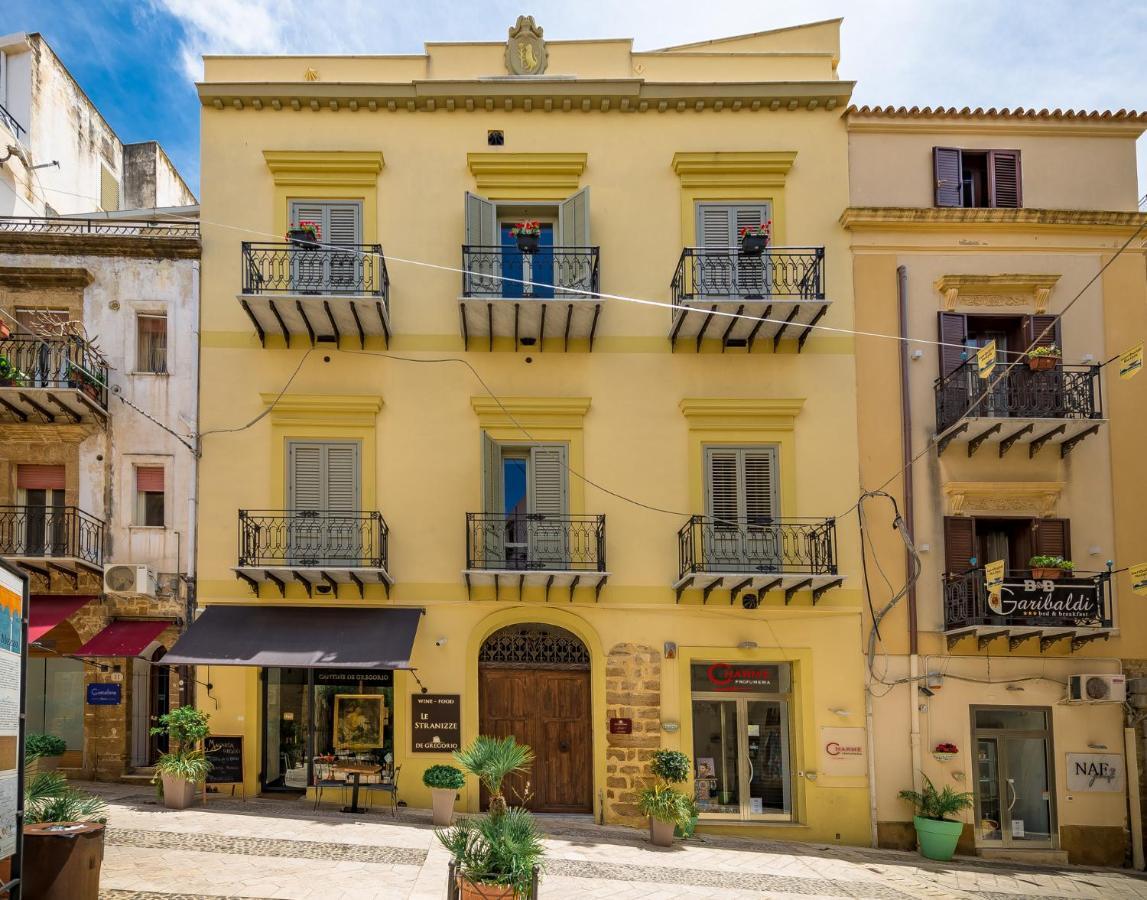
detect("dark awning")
(75, 620), (170, 658)
(161, 605), (421, 670)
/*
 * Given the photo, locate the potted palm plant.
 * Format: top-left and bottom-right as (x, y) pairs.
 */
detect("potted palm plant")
(510, 220), (541, 254)
(898, 775), (974, 861)
(638, 749), (693, 847)
(739, 220), (772, 256)
(150, 706), (211, 810)
(424, 764), (465, 826)
(1027, 345), (1061, 371)
(26, 733), (67, 773)
(1029, 555), (1074, 581)
(23, 771), (108, 900)
(438, 806), (544, 899)
(454, 735), (534, 817)
(286, 220), (321, 249)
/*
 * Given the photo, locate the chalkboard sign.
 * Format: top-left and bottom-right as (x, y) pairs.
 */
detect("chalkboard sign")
(204, 735), (244, 785)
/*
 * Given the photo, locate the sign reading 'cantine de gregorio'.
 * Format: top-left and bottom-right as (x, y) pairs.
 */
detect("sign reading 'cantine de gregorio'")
(411, 694), (460, 753)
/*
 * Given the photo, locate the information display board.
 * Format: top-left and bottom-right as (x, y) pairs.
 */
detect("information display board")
(0, 560), (28, 895)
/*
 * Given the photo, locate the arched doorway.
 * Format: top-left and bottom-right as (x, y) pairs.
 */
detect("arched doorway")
(131, 642), (171, 767)
(479, 623), (592, 813)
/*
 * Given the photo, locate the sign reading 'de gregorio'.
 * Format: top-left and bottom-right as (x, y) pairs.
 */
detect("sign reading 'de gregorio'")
(820, 727), (867, 776)
(691, 662), (790, 693)
(1066, 753), (1124, 792)
(411, 694), (460, 753)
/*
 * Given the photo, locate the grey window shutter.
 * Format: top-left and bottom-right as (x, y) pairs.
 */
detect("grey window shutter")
(325, 444), (359, 511)
(289, 202), (326, 233)
(697, 205), (733, 248)
(288, 441), (359, 510)
(529, 444), (568, 518)
(325, 204), (361, 246)
(742, 449), (776, 524)
(558, 187), (590, 247)
(288, 443), (323, 510)
(465, 192), (497, 246)
(933, 147), (963, 207)
(482, 432), (502, 514)
(705, 448), (741, 525)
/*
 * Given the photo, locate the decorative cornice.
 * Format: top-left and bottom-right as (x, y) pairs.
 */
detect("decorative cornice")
(840, 207), (1147, 233)
(846, 105), (1147, 138)
(263, 150), (385, 187)
(466, 153), (587, 200)
(671, 151), (796, 189)
(0, 266), (93, 289)
(934, 274), (1060, 314)
(679, 398), (805, 431)
(0, 423), (99, 442)
(943, 482), (1064, 518)
(0, 233), (199, 261)
(261, 393), (383, 427)
(471, 396), (590, 429)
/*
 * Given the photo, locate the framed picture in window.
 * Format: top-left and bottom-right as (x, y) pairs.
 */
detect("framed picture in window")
(333, 694), (387, 750)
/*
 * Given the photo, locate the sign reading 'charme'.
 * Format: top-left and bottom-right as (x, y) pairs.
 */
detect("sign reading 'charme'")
(691, 662), (790, 693)
(987, 579), (1105, 626)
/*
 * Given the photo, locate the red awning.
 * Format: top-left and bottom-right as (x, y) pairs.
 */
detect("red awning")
(75, 620), (170, 658)
(28, 596), (95, 643)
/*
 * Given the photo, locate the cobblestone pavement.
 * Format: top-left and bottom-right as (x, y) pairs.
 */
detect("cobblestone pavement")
(82, 783), (1147, 900)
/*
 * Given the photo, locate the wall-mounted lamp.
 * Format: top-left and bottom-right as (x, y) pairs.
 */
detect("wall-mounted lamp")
(1088, 546), (1102, 557)
(829, 707), (851, 718)
(910, 349), (924, 360)
(738, 641), (758, 650)
(661, 721), (680, 733)
(1087, 742), (1108, 751)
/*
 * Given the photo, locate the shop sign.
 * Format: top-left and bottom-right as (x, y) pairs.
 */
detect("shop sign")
(314, 669), (393, 687)
(1130, 563), (1147, 597)
(691, 662), (789, 693)
(1119, 341), (1143, 380)
(412, 694), (460, 753)
(1066, 753), (1124, 792)
(990, 579), (1105, 626)
(86, 683), (122, 706)
(820, 727), (867, 776)
(609, 717), (632, 735)
(977, 340), (997, 379)
(205, 735), (244, 785)
(0, 563), (25, 865)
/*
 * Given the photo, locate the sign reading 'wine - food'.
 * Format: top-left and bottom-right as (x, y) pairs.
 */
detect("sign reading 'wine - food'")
(987, 578), (1105, 626)
(411, 694), (461, 753)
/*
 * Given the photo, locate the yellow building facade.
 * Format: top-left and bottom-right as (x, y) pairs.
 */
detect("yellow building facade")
(848, 106), (1147, 865)
(182, 18), (873, 842)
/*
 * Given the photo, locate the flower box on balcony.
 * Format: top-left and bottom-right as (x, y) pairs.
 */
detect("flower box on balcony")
(1027, 345), (1061, 371)
(286, 222), (321, 250)
(1029, 555), (1073, 581)
(511, 220), (541, 254)
(739, 222), (772, 257)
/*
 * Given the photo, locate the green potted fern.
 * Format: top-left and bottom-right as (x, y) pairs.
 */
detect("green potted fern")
(898, 775), (974, 861)
(454, 735), (533, 818)
(437, 806), (544, 899)
(151, 706), (211, 810)
(423, 764), (465, 826)
(638, 749), (693, 847)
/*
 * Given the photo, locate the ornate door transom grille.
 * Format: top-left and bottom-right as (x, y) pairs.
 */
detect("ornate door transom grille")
(479, 624), (589, 670)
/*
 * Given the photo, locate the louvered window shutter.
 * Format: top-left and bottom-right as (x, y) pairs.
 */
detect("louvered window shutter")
(290, 202), (325, 232)
(938, 313), (970, 378)
(465, 192), (497, 246)
(933, 147), (963, 208)
(705, 448), (742, 526)
(17, 465), (66, 490)
(325, 204), (360, 247)
(325, 444), (359, 512)
(943, 517), (977, 574)
(558, 187), (590, 247)
(698, 206), (733, 248)
(529, 444), (567, 518)
(989, 151), (1022, 208)
(742, 450), (776, 525)
(1024, 315), (1060, 354)
(734, 206), (766, 237)
(288, 444), (324, 510)
(1031, 518), (1070, 560)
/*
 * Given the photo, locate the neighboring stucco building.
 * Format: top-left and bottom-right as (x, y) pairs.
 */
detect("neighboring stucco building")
(0, 31), (200, 778)
(178, 17), (873, 842)
(848, 106), (1147, 865)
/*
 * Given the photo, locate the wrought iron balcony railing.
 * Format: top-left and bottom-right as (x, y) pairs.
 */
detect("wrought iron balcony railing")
(0, 506), (104, 565)
(678, 515), (838, 580)
(671, 247), (825, 305)
(935, 360), (1102, 434)
(237, 510), (389, 569)
(461, 246), (599, 299)
(943, 569), (1112, 631)
(0, 216), (198, 238)
(0, 102), (25, 142)
(241, 242), (389, 298)
(0, 335), (110, 410)
(466, 513), (606, 572)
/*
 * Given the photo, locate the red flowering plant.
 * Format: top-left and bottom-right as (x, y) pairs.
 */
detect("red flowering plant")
(934, 742), (959, 754)
(510, 220), (542, 237)
(287, 220), (321, 241)
(739, 219), (772, 240)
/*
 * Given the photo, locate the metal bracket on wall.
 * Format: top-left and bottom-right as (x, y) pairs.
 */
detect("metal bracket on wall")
(727, 578), (752, 606)
(1070, 632), (1109, 653)
(785, 578), (812, 604)
(1008, 631), (1040, 652)
(702, 577), (723, 604)
(1060, 424), (1101, 458)
(1039, 632), (1072, 653)
(812, 578), (843, 604)
(998, 423), (1033, 457)
(977, 630), (1007, 651)
(967, 423), (1001, 457)
(935, 422), (968, 456)
(1028, 424), (1066, 458)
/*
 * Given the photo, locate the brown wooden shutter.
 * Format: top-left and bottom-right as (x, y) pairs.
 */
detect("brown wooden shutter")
(933, 147), (963, 207)
(1024, 315), (1060, 353)
(988, 150), (1021, 208)
(1031, 518), (1071, 561)
(943, 516), (976, 574)
(938, 312), (969, 377)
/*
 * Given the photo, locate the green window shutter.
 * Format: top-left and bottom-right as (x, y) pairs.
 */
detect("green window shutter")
(697, 205), (734, 248)
(287, 441), (359, 510)
(529, 444), (568, 518)
(558, 186), (591, 247)
(465, 192), (497, 246)
(481, 431), (502, 514)
(742, 449), (776, 524)
(704, 448), (742, 524)
(705, 447), (778, 523)
(325, 444), (359, 512)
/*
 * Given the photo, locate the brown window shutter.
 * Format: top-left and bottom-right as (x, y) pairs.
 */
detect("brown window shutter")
(938, 312), (969, 377)
(944, 516), (977, 574)
(1024, 314), (1061, 353)
(988, 150), (1021, 208)
(933, 147), (964, 207)
(1031, 518), (1071, 561)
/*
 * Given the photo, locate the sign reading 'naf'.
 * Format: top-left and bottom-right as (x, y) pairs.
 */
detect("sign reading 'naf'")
(1066, 753), (1124, 792)
(411, 694), (460, 753)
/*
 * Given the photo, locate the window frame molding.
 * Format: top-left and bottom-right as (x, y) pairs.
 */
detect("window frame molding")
(943, 481), (1064, 518)
(131, 306), (171, 376)
(466, 152), (587, 200)
(672, 152), (796, 247)
(125, 454), (173, 530)
(263, 150), (384, 246)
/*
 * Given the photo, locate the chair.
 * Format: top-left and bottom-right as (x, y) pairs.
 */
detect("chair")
(312, 757), (346, 810)
(362, 765), (401, 817)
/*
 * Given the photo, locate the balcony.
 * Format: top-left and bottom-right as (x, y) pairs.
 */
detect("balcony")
(238, 243), (390, 348)
(0, 506), (105, 578)
(464, 513), (608, 600)
(943, 569), (1113, 652)
(0, 101), (25, 142)
(0, 336), (109, 425)
(935, 361), (1104, 457)
(459, 246), (601, 351)
(675, 516), (842, 604)
(669, 247), (828, 352)
(0, 216), (199, 239)
(234, 509), (392, 599)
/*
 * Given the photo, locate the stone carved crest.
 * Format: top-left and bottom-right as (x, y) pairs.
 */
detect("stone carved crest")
(506, 15), (548, 75)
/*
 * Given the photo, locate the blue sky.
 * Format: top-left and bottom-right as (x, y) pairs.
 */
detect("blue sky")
(7, 0), (1147, 199)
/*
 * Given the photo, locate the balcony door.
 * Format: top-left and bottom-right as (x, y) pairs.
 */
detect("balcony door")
(481, 435), (568, 569)
(704, 447), (779, 573)
(288, 201), (362, 293)
(285, 441), (360, 566)
(696, 203), (771, 298)
(14, 308), (70, 388)
(17, 465), (66, 556)
(943, 516), (1070, 576)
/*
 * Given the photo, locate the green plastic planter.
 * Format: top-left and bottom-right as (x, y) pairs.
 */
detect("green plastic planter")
(913, 815), (964, 861)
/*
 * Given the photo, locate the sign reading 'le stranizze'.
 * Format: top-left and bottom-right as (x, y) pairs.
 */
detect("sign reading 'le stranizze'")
(411, 694), (460, 753)
(987, 578), (1105, 626)
(691, 662), (791, 693)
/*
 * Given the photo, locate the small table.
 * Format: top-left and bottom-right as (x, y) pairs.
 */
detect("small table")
(333, 762), (381, 814)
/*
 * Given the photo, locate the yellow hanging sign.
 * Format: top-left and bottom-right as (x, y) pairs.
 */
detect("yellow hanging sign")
(1119, 342), (1143, 380)
(985, 559), (1006, 614)
(977, 341), (997, 379)
(1130, 563), (1147, 597)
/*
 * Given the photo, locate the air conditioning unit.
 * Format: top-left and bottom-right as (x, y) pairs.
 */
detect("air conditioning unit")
(103, 564), (157, 598)
(1067, 674), (1127, 703)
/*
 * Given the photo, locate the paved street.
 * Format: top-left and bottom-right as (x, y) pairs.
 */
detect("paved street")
(82, 783), (1147, 900)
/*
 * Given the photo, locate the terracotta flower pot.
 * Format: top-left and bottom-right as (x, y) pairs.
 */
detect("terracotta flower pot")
(1031, 567), (1064, 580)
(648, 816), (675, 847)
(430, 787), (456, 826)
(23, 822), (105, 900)
(458, 879), (516, 900)
(1028, 355), (1059, 371)
(161, 773), (200, 810)
(36, 755), (61, 772)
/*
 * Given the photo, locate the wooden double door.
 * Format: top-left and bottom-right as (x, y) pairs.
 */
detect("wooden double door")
(478, 666), (592, 813)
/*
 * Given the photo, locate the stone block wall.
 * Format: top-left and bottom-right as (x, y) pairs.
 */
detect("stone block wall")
(604, 642), (661, 825)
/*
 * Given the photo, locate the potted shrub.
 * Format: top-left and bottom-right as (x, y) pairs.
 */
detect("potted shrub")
(1027, 344), (1061, 371)
(898, 775), (973, 861)
(438, 806), (544, 899)
(0, 355), (26, 387)
(638, 749), (693, 847)
(510, 220), (541, 254)
(23, 771), (108, 900)
(26, 733), (67, 773)
(739, 220), (772, 256)
(1029, 555), (1074, 581)
(286, 220), (321, 250)
(150, 706), (211, 810)
(424, 764), (465, 826)
(454, 735), (534, 817)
